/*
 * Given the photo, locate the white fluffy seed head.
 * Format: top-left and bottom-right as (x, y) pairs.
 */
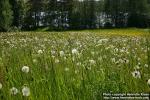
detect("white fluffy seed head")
(22, 66), (29, 73)
(89, 59), (96, 65)
(132, 70), (141, 79)
(65, 67), (69, 72)
(33, 59), (37, 63)
(55, 59), (60, 63)
(10, 87), (19, 95)
(37, 50), (43, 54)
(22, 86), (30, 96)
(72, 49), (78, 55)
(147, 79), (150, 85)
(0, 83), (2, 89)
(59, 51), (65, 57)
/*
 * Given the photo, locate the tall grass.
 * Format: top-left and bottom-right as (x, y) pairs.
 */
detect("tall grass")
(0, 30), (150, 100)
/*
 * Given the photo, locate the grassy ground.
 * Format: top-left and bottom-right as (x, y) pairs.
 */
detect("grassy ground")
(0, 29), (150, 100)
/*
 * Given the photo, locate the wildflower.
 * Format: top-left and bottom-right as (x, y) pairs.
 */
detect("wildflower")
(64, 57), (67, 60)
(147, 79), (150, 85)
(22, 86), (30, 96)
(76, 62), (81, 66)
(59, 51), (65, 57)
(72, 49), (78, 55)
(111, 58), (116, 63)
(0, 83), (2, 89)
(52, 55), (55, 58)
(98, 39), (108, 44)
(33, 59), (37, 63)
(22, 66), (29, 73)
(132, 70), (141, 79)
(75, 70), (78, 74)
(144, 64), (148, 68)
(98, 57), (102, 61)
(37, 50), (43, 54)
(55, 59), (60, 63)
(124, 59), (129, 64)
(51, 50), (56, 55)
(91, 51), (95, 55)
(10, 87), (19, 95)
(135, 65), (140, 70)
(89, 59), (96, 65)
(65, 67), (69, 72)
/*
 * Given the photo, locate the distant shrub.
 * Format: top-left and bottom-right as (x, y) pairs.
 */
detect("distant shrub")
(8, 26), (21, 32)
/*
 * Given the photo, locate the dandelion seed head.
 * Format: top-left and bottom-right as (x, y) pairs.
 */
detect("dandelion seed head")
(38, 50), (43, 54)
(65, 67), (69, 72)
(55, 59), (60, 63)
(134, 65), (140, 70)
(59, 51), (65, 57)
(89, 59), (96, 65)
(72, 49), (78, 55)
(76, 62), (81, 66)
(10, 87), (19, 95)
(51, 50), (56, 55)
(147, 79), (150, 85)
(144, 64), (148, 68)
(0, 83), (2, 89)
(22, 86), (30, 97)
(132, 70), (141, 79)
(33, 59), (37, 63)
(111, 58), (116, 63)
(22, 66), (30, 73)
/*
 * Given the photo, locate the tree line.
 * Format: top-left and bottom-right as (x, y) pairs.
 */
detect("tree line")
(0, 0), (150, 31)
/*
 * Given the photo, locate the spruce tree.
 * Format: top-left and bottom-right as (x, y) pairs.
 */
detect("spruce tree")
(128, 0), (150, 27)
(0, 0), (13, 31)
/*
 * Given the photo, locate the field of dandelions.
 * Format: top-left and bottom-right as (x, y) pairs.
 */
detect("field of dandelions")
(0, 29), (150, 100)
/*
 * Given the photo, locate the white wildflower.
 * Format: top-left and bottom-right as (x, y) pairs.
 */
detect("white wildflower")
(72, 49), (78, 55)
(22, 86), (30, 96)
(75, 70), (78, 74)
(0, 83), (2, 89)
(132, 70), (141, 79)
(65, 68), (69, 72)
(52, 55), (55, 58)
(22, 66), (29, 73)
(51, 50), (56, 55)
(98, 57), (102, 61)
(10, 87), (19, 95)
(98, 39), (108, 44)
(55, 59), (60, 63)
(124, 59), (129, 64)
(111, 58), (116, 63)
(76, 62), (81, 66)
(91, 51), (95, 55)
(147, 79), (150, 85)
(33, 59), (37, 63)
(64, 57), (67, 60)
(59, 51), (65, 57)
(37, 50), (43, 54)
(89, 59), (96, 65)
(135, 65), (140, 70)
(144, 64), (148, 68)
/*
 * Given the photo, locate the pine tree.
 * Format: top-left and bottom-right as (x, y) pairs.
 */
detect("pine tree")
(0, 0), (13, 31)
(9, 0), (19, 27)
(88, 0), (96, 28)
(104, 0), (128, 27)
(44, 0), (57, 29)
(128, 0), (150, 27)
(10, 0), (27, 28)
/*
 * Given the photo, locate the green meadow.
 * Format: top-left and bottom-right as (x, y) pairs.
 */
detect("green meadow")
(0, 29), (150, 100)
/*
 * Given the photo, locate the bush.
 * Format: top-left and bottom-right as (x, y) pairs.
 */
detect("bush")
(7, 26), (21, 32)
